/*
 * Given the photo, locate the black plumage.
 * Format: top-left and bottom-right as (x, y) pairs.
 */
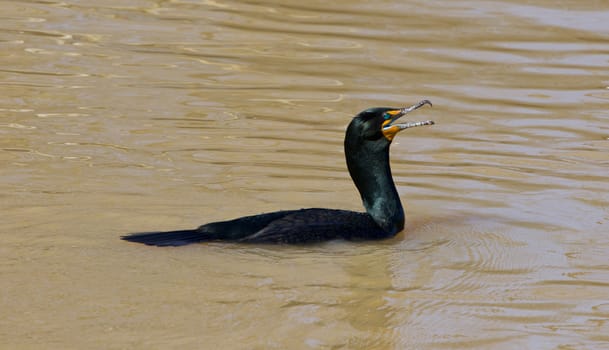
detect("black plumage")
(122, 100), (433, 246)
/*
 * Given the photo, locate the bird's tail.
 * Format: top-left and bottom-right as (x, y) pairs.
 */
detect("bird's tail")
(121, 229), (208, 247)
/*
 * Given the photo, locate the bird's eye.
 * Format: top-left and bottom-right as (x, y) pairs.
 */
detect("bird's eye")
(383, 113), (391, 120)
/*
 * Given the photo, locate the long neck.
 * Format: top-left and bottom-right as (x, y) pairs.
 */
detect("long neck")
(345, 139), (405, 235)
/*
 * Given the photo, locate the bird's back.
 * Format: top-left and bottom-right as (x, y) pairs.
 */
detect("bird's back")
(235, 208), (390, 243)
(122, 208), (391, 246)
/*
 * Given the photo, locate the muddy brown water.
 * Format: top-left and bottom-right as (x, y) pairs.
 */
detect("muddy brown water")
(2, 0), (609, 349)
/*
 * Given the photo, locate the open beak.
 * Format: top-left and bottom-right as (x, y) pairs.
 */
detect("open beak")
(382, 99), (434, 141)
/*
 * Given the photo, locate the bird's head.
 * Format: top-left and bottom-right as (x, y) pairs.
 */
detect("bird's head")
(346, 100), (434, 150)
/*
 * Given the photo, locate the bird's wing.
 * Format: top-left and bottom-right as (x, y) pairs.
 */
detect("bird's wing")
(239, 208), (384, 243)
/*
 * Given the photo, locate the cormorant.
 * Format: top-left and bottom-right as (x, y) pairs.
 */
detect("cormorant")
(121, 100), (434, 246)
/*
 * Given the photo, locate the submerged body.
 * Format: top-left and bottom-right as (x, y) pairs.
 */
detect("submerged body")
(122, 100), (434, 246)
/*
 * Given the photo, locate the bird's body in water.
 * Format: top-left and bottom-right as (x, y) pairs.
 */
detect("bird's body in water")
(122, 100), (434, 246)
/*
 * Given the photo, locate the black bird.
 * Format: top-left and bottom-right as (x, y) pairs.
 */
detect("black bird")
(122, 100), (434, 246)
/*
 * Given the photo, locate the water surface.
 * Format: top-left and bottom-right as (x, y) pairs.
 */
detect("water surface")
(1, 0), (609, 348)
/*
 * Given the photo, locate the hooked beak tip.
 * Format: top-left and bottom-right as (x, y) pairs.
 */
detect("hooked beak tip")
(400, 99), (432, 115)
